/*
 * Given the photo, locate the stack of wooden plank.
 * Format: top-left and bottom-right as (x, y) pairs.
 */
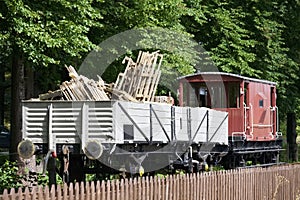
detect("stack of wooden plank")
(114, 51), (163, 102)
(59, 66), (110, 101)
(38, 51), (163, 102)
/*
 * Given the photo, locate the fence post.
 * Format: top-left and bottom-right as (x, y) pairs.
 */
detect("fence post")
(85, 181), (90, 200)
(63, 183), (68, 200)
(149, 176), (154, 200)
(111, 179), (115, 200)
(91, 181), (96, 200)
(74, 182), (80, 199)
(56, 184), (61, 200)
(124, 178), (129, 200)
(44, 185), (49, 200)
(115, 179), (120, 200)
(9, 188), (16, 200)
(107, 180), (111, 200)
(1, 189), (8, 200)
(101, 180), (106, 200)
(96, 181), (101, 200)
(68, 182), (74, 200)
(50, 184), (56, 200)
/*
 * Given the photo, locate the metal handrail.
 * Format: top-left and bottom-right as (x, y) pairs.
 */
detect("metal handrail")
(243, 102), (247, 133)
(275, 106), (279, 133)
(249, 103), (254, 140)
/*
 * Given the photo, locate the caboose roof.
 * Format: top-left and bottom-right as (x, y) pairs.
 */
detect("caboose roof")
(177, 72), (276, 85)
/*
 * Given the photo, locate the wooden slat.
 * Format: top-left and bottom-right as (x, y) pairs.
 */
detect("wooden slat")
(96, 181), (101, 200)
(113, 51), (163, 102)
(44, 186), (50, 200)
(111, 180), (115, 200)
(107, 180), (111, 200)
(115, 179), (120, 200)
(124, 178), (129, 200)
(56, 185), (61, 200)
(68, 183), (74, 200)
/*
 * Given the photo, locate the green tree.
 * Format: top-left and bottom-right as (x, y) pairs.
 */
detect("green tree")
(91, 0), (198, 92)
(242, 0), (299, 115)
(0, 0), (102, 161)
(280, 0), (300, 115)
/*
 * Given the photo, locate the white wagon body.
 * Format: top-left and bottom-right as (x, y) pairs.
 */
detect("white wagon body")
(22, 100), (228, 155)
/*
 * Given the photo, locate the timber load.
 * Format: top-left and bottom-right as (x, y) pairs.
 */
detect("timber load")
(38, 51), (164, 103)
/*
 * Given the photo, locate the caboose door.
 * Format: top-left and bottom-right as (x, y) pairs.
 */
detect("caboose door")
(249, 82), (274, 141)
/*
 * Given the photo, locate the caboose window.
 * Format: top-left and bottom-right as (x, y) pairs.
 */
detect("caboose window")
(228, 83), (240, 108)
(183, 82), (200, 107)
(259, 99), (264, 107)
(198, 87), (207, 107)
(209, 84), (226, 108)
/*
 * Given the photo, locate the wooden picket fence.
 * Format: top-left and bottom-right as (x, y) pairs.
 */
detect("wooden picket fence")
(1, 164), (300, 200)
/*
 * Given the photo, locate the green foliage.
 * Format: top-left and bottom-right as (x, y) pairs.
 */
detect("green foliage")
(137, 27), (197, 89)
(1, 0), (103, 66)
(243, 0), (299, 115)
(0, 0), (104, 95)
(212, 165), (225, 171)
(36, 173), (48, 186)
(155, 173), (167, 179)
(183, 1), (256, 75)
(86, 174), (97, 182)
(35, 172), (63, 187)
(0, 160), (23, 193)
(90, 0), (199, 91)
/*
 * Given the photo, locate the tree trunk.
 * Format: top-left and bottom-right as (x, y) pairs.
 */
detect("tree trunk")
(287, 112), (298, 162)
(10, 52), (25, 162)
(25, 67), (34, 99)
(0, 66), (5, 125)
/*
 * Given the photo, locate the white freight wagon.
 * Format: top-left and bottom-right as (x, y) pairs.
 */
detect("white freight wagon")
(20, 100), (228, 180)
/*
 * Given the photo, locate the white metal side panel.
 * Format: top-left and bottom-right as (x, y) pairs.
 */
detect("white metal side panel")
(174, 107), (188, 141)
(113, 101), (151, 143)
(174, 106), (227, 144)
(208, 109), (228, 145)
(22, 102), (49, 144)
(113, 101), (171, 143)
(190, 107), (208, 142)
(50, 102), (82, 144)
(150, 103), (171, 143)
(87, 101), (114, 142)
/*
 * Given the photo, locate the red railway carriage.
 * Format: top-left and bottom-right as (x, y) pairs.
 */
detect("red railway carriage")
(178, 72), (282, 168)
(178, 72), (279, 141)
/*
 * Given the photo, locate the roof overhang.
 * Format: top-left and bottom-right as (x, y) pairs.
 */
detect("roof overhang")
(177, 72), (276, 85)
